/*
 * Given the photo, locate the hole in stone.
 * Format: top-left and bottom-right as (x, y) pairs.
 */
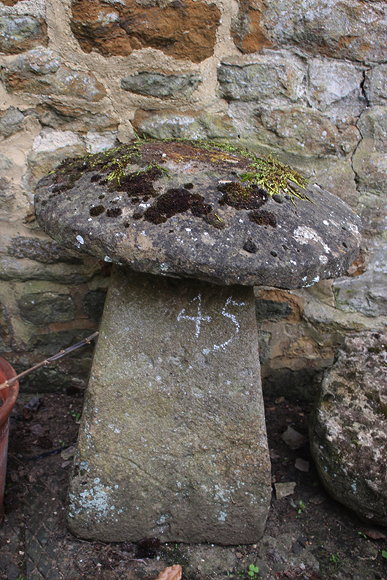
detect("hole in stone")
(106, 207), (122, 218)
(98, 194), (105, 200)
(282, 244), (289, 250)
(243, 239), (258, 253)
(322, 393), (335, 403)
(270, 250), (278, 257)
(90, 205), (105, 216)
(184, 183), (194, 189)
(342, 241), (348, 248)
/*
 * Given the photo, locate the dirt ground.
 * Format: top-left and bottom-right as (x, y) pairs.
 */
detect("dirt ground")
(0, 389), (386, 580)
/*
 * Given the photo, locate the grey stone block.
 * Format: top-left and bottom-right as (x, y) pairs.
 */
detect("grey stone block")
(121, 72), (201, 98)
(68, 268), (272, 544)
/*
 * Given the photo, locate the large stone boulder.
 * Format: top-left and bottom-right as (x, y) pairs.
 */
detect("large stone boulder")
(310, 331), (387, 525)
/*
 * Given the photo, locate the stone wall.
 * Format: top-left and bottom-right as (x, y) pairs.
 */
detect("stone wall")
(0, 0), (385, 397)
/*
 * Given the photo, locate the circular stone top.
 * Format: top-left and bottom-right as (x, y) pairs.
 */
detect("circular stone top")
(35, 139), (361, 288)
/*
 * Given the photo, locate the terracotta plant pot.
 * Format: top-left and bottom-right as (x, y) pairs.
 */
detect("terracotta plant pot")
(0, 357), (19, 522)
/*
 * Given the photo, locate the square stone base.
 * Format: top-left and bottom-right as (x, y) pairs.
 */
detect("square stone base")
(68, 268), (271, 544)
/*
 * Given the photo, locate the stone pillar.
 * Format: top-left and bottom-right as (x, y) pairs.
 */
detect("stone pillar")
(68, 266), (271, 544)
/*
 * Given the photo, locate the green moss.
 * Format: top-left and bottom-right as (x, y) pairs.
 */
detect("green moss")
(249, 209), (277, 227)
(240, 154), (310, 202)
(49, 136), (309, 207)
(218, 181), (267, 210)
(177, 138), (309, 202)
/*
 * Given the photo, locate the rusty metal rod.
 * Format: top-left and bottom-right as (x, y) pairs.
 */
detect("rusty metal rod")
(0, 331), (99, 391)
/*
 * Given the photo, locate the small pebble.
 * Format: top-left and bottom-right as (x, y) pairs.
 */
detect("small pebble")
(274, 481), (296, 499)
(282, 426), (306, 450)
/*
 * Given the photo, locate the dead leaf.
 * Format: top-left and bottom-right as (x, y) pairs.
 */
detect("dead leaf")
(362, 529), (386, 540)
(155, 564), (182, 580)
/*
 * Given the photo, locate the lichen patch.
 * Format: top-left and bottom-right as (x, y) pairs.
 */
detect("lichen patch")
(293, 226), (331, 254)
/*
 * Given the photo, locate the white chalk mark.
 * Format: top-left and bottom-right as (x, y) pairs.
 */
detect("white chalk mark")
(212, 297), (246, 351)
(177, 294), (246, 353)
(177, 293), (211, 338)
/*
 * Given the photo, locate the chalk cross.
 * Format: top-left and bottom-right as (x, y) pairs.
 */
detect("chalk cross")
(177, 293), (211, 338)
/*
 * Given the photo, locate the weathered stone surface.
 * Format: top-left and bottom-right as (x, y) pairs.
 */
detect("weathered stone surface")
(34, 140), (361, 288)
(0, 254), (98, 284)
(0, 301), (11, 351)
(333, 241), (387, 318)
(18, 291), (75, 325)
(261, 0), (387, 63)
(254, 107), (360, 157)
(82, 289), (107, 322)
(231, 0), (272, 54)
(364, 64), (387, 105)
(135, 111), (238, 141)
(0, 14), (47, 53)
(310, 331), (387, 525)
(8, 236), (83, 264)
(352, 106), (387, 193)
(12, 46), (61, 74)
(357, 191), (385, 240)
(68, 268), (271, 543)
(121, 72), (201, 98)
(218, 52), (305, 103)
(303, 157), (359, 207)
(308, 59), (365, 113)
(19, 358), (91, 392)
(70, 0), (220, 63)
(256, 269), (387, 404)
(30, 328), (94, 357)
(255, 298), (292, 321)
(3, 49), (106, 101)
(28, 129), (86, 181)
(84, 131), (117, 154)
(0, 107), (24, 138)
(37, 102), (118, 133)
(0, 177), (15, 210)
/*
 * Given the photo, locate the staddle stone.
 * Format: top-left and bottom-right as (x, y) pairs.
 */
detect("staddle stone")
(34, 139), (361, 544)
(68, 268), (271, 543)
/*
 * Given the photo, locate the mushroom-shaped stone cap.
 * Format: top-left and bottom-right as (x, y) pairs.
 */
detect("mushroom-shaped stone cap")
(35, 140), (361, 287)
